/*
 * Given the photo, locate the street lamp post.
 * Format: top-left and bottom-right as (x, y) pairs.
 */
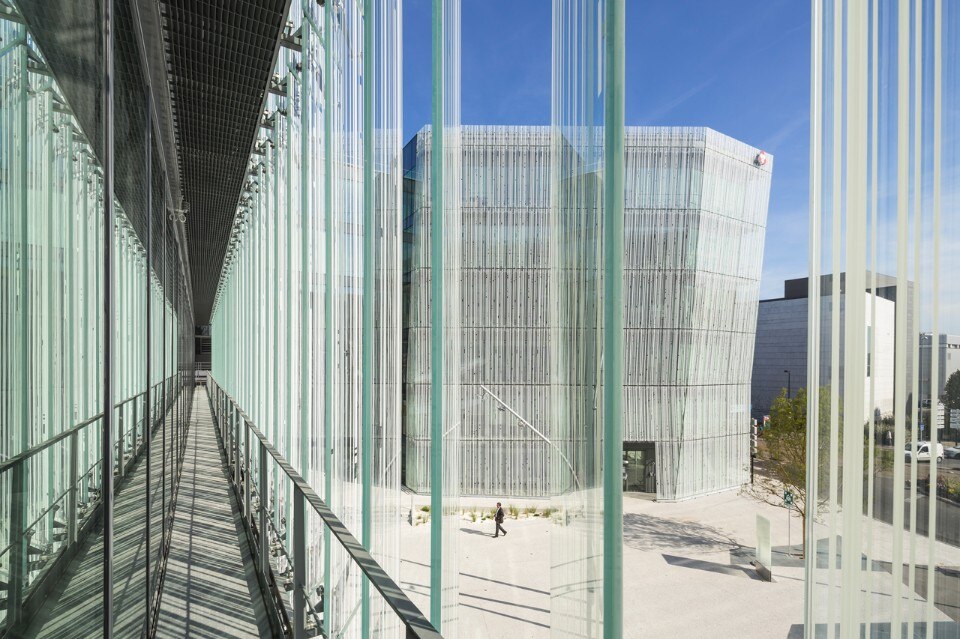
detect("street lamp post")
(784, 369), (791, 399)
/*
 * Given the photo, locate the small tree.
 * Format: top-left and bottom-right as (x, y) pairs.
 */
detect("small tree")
(750, 387), (832, 558)
(943, 370), (960, 412)
(751, 386), (889, 558)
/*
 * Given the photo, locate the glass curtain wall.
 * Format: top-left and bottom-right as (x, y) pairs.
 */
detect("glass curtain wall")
(402, 125), (772, 502)
(401, 0), (464, 632)
(404, 125), (553, 498)
(0, 1), (191, 635)
(807, 0), (960, 637)
(550, 0), (623, 638)
(210, 0), (403, 636)
(435, 0), (463, 629)
(210, 1), (626, 637)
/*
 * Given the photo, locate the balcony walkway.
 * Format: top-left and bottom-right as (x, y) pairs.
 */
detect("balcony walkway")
(22, 388), (269, 638)
(154, 388), (271, 638)
(24, 407), (176, 638)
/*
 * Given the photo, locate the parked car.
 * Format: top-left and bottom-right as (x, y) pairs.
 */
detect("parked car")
(905, 441), (944, 462)
(944, 446), (960, 460)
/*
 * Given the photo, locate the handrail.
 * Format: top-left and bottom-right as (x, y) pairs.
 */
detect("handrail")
(0, 374), (176, 475)
(2, 371), (188, 635)
(0, 412), (103, 475)
(209, 376), (442, 639)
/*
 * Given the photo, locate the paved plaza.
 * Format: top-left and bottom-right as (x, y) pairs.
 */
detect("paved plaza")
(400, 490), (806, 638)
(401, 485), (960, 637)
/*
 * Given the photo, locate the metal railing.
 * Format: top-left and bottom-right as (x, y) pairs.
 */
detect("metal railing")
(207, 377), (441, 639)
(0, 373), (181, 633)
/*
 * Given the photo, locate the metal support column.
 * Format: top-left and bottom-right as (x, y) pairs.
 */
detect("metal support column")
(144, 88), (153, 633)
(7, 463), (26, 626)
(133, 400), (140, 455)
(293, 487), (306, 639)
(117, 410), (125, 478)
(224, 396), (230, 463)
(322, 3), (334, 635)
(244, 423), (251, 525)
(227, 398), (232, 454)
(14, 29), (29, 631)
(602, 1), (625, 637)
(259, 442), (269, 576)
(234, 413), (241, 488)
(429, 0), (445, 628)
(361, 3), (375, 636)
(161, 212), (167, 550)
(114, 404), (127, 478)
(231, 405), (238, 472)
(101, 0), (116, 632)
(68, 432), (79, 545)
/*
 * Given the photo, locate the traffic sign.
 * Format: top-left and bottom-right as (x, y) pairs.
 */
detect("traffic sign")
(784, 489), (794, 507)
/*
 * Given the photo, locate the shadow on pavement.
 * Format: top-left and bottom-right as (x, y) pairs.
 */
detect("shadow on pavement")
(662, 554), (762, 580)
(624, 512), (743, 553)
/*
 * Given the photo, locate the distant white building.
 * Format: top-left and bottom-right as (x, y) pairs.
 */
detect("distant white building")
(752, 276), (896, 422)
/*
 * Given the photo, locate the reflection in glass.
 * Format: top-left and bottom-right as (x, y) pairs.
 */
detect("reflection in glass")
(0, 3), (188, 635)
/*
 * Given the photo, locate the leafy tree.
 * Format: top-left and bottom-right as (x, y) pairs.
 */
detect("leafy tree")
(751, 387), (821, 558)
(944, 370), (960, 412)
(751, 385), (889, 559)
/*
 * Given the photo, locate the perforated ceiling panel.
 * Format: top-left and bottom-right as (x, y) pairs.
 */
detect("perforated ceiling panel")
(159, 0), (289, 324)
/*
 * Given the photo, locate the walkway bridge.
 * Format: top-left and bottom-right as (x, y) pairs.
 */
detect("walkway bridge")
(1, 382), (439, 639)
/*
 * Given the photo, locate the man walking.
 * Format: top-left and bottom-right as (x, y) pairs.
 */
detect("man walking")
(494, 502), (507, 538)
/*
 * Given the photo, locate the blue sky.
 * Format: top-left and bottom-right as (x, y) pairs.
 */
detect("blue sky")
(403, 1), (810, 300)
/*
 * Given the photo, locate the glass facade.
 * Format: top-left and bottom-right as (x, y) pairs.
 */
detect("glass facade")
(210, 0), (404, 636)
(0, 0), (194, 636)
(402, 126), (772, 502)
(210, 2), (624, 638)
(430, 0), (462, 633)
(807, 1), (960, 636)
(19, 0), (960, 638)
(550, 1), (623, 637)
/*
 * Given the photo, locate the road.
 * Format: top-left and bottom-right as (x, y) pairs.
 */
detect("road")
(870, 473), (960, 548)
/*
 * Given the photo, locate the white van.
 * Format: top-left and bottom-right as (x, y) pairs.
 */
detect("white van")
(904, 441), (944, 462)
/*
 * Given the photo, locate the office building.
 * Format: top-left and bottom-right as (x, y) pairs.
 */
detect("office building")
(920, 333), (960, 407)
(752, 275), (896, 422)
(403, 125), (773, 502)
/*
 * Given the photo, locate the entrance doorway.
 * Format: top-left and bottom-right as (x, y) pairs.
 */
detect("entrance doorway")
(623, 442), (656, 494)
